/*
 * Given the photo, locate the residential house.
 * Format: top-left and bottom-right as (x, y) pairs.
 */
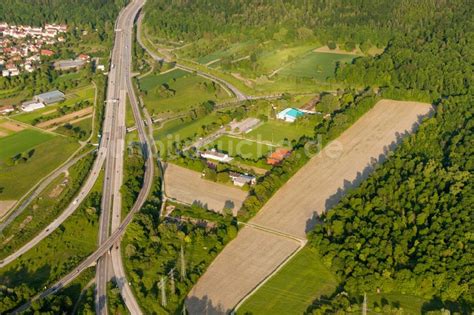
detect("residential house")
(267, 148), (291, 165)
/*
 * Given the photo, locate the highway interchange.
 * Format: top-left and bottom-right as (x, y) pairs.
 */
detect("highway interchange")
(2, 0), (245, 313)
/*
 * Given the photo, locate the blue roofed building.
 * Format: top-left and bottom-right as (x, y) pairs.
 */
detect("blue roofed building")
(276, 107), (305, 123)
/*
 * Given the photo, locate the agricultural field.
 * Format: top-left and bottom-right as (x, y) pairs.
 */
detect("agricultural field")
(0, 129), (79, 200)
(164, 163), (247, 214)
(279, 51), (355, 81)
(207, 135), (274, 160)
(139, 69), (231, 115)
(238, 246), (338, 315)
(187, 100), (433, 311)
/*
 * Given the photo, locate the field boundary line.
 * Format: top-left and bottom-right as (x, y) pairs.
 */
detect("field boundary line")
(239, 221), (306, 244)
(231, 224), (307, 314)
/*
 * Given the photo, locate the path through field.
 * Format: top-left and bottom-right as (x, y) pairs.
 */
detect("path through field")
(186, 100), (433, 314)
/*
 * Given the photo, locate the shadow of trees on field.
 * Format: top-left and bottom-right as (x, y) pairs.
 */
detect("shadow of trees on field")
(185, 295), (228, 315)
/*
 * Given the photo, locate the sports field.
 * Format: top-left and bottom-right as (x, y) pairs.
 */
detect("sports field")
(238, 246), (338, 315)
(280, 52), (355, 81)
(0, 130), (79, 200)
(245, 119), (315, 145)
(208, 135), (274, 160)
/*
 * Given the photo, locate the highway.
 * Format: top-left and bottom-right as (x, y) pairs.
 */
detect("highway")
(0, 145), (107, 269)
(94, 0), (146, 314)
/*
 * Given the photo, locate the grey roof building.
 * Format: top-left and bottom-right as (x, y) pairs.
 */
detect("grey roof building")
(54, 59), (85, 71)
(34, 90), (65, 105)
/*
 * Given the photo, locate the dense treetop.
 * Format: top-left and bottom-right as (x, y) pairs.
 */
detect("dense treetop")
(0, 0), (127, 31)
(143, 0), (467, 47)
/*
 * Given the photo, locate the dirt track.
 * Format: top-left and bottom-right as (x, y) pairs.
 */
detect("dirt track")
(36, 107), (93, 129)
(164, 163), (247, 214)
(186, 100), (433, 313)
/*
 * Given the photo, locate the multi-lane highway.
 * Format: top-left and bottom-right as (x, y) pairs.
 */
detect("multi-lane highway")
(95, 0), (146, 314)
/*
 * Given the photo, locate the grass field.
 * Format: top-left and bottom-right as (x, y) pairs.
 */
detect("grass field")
(0, 129), (54, 160)
(238, 246), (338, 315)
(139, 69), (230, 114)
(208, 135), (274, 160)
(258, 44), (316, 73)
(0, 153), (96, 259)
(245, 119), (315, 145)
(280, 52), (354, 81)
(0, 179), (101, 313)
(0, 133), (79, 200)
(138, 68), (188, 91)
(154, 114), (218, 154)
(367, 292), (429, 314)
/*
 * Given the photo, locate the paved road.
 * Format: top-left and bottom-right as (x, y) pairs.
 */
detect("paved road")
(94, 1), (145, 314)
(136, 14), (248, 101)
(0, 146), (107, 269)
(0, 149), (94, 233)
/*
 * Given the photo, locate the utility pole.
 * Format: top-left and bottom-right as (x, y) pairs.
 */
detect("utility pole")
(169, 268), (176, 296)
(160, 276), (167, 307)
(180, 245), (187, 280)
(362, 292), (367, 315)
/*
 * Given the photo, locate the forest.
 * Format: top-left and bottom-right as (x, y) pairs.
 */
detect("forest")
(308, 2), (473, 313)
(143, 0), (467, 48)
(0, 0), (126, 34)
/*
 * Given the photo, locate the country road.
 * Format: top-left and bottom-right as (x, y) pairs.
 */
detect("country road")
(136, 13), (248, 101)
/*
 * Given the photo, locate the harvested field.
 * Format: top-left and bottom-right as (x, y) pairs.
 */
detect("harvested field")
(164, 163), (247, 214)
(36, 107), (93, 129)
(0, 121), (25, 132)
(252, 100), (433, 238)
(186, 226), (300, 314)
(186, 100), (433, 312)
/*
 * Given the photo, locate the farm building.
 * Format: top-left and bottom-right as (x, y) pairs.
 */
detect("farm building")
(21, 100), (45, 112)
(34, 90), (65, 105)
(201, 149), (233, 163)
(277, 108), (305, 123)
(267, 148), (291, 165)
(229, 172), (256, 187)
